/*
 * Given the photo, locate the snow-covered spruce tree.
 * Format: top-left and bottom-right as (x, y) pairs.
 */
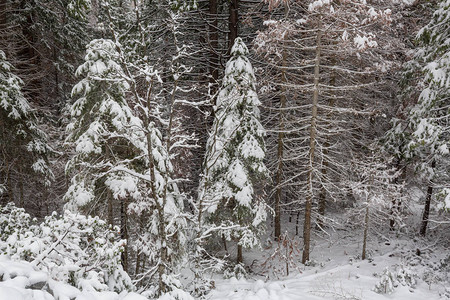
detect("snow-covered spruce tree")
(410, 0), (449, 235)
(67, 2), (194, 296)
(65, 39), (145, 272)
(199, 37), (268, 265)
(385, 0), (449, 235)
(374, 267), (397, 294)
(0, 50), (53, 206)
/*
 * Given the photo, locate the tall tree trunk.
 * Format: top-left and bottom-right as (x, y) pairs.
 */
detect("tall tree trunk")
(120, 197), (128, 271)
(389, 160), (402, 230)
(7, 163), (13, 204)
(0, 0), (7, 37)
(134, 214), (146, 276)
(222, 234), (229, 254)
(209, 0), (219, 106)
(362, 204), (369, 259)
(317, 53), (336, 229)
(237, 244), (243, 264)
(18, 169), (24, 208)
(420, 160), (435, 236)
(228, 0), (238, 54)
(157, 205), (168, 295)
(108, 190), (113, 226)
(274, 41), (288, 241)
(105, 146), (114, 226)
(302, 20), (322, 264)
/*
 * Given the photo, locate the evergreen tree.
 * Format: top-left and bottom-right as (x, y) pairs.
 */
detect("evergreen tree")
(199, 37), (268, 264)
(386, 0), (449, 235)
(66, 2), (193, 293)
(412, 0), (449, 233)
(0, 50), (53, 206)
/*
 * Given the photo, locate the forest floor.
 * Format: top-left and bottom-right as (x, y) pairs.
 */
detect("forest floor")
(0, 204), (448, 300)
(208, 216), (449, 300)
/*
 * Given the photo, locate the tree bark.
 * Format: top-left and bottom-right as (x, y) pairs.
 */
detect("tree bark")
(7, 163), (13, 204)
(420, 159), (435, 236)
(302, 19), (322, 264)
(317, 53), (335, 229)
(222, 234), (228, 255)
(209, 0), (219, 106)
(18, 170), (24, 208)
(274, 41), (288, 241)
(389, 160), (402, 230)
(362, 205), (369, 260)
(237, 244), (243, 264)
(108, 190), (113, 226)
(228, 0), (238, 54)
(120, 197), (128, 271)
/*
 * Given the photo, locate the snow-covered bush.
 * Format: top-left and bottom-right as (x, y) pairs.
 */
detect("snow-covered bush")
(374, 267), (396, 294)
(395, 265), (416, 288)
(223, 262), (248, 280)
(374, 265), (417, 294)
(0, 203), (132, 293)
(0, 203), (36, 260)
(422, 269), (440, 289)
(442, 287), (450, 299)
(261, 232), (302, 279)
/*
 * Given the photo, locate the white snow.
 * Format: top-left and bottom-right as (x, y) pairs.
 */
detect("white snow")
(0, 257), (145, 300)
(207, 232), (445, 300)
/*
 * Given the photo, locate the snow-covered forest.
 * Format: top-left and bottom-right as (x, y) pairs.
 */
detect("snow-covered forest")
(0, 0), (448, 299)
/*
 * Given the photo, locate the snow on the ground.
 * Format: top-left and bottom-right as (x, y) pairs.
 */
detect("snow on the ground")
(208, 219), (447, 300)
(208, 258), (443, 300)
(0, 256), (146, 300)
(1, 211), (447, 300)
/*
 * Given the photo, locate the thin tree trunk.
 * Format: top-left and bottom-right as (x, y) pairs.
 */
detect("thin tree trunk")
(108, 191), (113, 226)
(317, 54), (335, 228)
(228, 0), (238, 54)
(222, 234), (228, 255)
(105, 146), (114, 226)
(135, 213), (145, 276)
(157, 206), (168, 294)
(237, 244), (243, 264)
(317, 165), (326, 229)
(120, 197), (128, 271)
(7, 163), (13, 204)
(209, 0), (219, 106)
(135, 251), (141, 276)
(362, 205), (369, 260)
(420, 159), (435, 236)
(274, 41), (288, 241)
(18, 164), (24, 208)
(389, 160), (405, 230)
(302, 19), (322, 265)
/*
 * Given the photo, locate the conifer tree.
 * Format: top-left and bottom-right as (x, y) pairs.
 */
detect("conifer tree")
(412, 0), (449, 234)
(66, 2), (193, 294)
(0, 50), (53, 206)
(199, 37), (268, 264)
(385, 0), (449, 235)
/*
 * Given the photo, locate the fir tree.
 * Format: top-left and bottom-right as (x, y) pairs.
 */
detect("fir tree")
(0, 50), (53, 206)
(199, 37), (268, 264)
(385, 0), (449, 234)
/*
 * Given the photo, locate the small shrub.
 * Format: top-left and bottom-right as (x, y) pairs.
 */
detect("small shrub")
(374, 267), (396, 294)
